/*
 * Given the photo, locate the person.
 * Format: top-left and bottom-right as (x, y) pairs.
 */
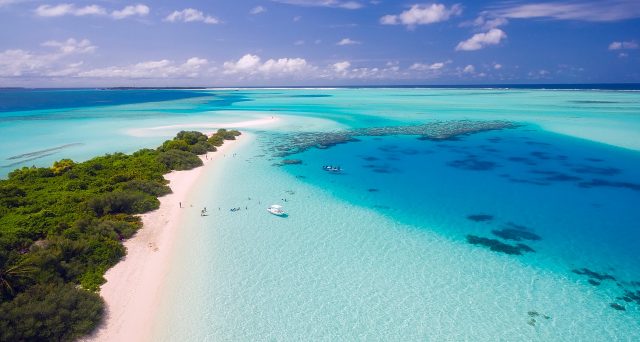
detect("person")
(179, 202), (182, 208)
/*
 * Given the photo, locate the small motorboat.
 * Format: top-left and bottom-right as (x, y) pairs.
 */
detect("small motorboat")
(322, 165), (342, 173)
(267, 204), (286, 216)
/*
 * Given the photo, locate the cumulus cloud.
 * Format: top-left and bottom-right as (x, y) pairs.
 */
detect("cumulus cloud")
(35, 3), (149, 19)
(456, 28), (506, 51)
(78, 57), (208, 78)
(464, 12), (508, 30)
(332, 61), (351, 73)
(165, 8), (220, 24)
(493, 63), (502, 70)
(272, 0), (363, 9)
(492, 0), (640, 22)
(250, 6), (266, 14)
(0, 38), (95, 77)
(223, 54), (311, 76)
(111, 4), (149, 19)
(608, 40), (639, 50)
(41, 38), (96, 54)
(463, 64), (475, 73)
(35, 4), (106, 17)
(337, 38), (361, 45)
(409, 61), (448, 71)
(380, 3), (462, 28)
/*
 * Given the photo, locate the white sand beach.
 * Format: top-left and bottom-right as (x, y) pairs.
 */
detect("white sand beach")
(86, 120), (269, 341)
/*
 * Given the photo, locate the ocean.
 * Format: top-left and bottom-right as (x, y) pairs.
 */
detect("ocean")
(1, 87), (639, 339)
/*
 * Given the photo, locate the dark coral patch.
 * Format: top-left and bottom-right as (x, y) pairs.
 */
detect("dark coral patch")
(362, 156), (379, 161)
(572, 268), (616, 281)
(467, 214), (494, 222)
(588, 279), (601, 286)
(578, 179), (640, 192)
(530, 170), (581, 182)
(367, 188), (379, 192)
(572, 165), (621, 176)
(610, 303), (626, 311)
(466, 235), (535, 255)
(491, 228), (541, 241)
(448, 158), (498, 171)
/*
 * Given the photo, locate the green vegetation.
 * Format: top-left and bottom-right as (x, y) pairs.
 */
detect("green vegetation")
(0, 129), (240, 341)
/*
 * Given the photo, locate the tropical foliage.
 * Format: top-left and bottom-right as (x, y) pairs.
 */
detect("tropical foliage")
(0, 129), (240, 341)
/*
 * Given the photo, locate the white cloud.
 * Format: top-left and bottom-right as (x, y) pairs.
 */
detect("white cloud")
(463, 64), (475, 73)
(337, 38), (361, 45)
(35, 4), (106, 17)
(165, 8), (219, 24)
(492, 1), (640, 22)
(42, 38), (96, 54)
(223, 54), (312, 76)
(272, 0), (363, 10)
(250, 6), (267, 14)
(409, 61), (447, 71)
(493, 63), (502, 70)
(35, 3), (149, 19)
(294, 40), (305, 45)
(456, 28), (507, 51)
(0, 38), (95, 77)
(608, 40), (639, 50)
(466, 13), (508, 30)
(380, 3), (462, 28)
(111, 4), (149, 19)
(333, 61), (351, 73)
(78, 57), (208, 78)
(260, 58), (308, 74)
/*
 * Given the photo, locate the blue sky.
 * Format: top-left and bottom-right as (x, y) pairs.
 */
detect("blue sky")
(0, 0), (639, 86)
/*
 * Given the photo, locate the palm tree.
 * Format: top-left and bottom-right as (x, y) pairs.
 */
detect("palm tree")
(0, 257), (36, 298)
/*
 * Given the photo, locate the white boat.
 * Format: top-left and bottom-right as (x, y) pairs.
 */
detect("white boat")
(267, 204), (286, 216)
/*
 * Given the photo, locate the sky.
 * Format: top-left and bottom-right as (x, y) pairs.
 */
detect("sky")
(0, 0), (639, 87)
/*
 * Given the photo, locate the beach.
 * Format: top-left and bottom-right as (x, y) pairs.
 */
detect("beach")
(87, 117), (277, 342)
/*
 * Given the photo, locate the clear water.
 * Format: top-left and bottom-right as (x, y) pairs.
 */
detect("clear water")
(1, 88), (639, 339)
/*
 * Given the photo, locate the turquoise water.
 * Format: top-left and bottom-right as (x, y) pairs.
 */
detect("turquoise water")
(1, 88), (639, 339)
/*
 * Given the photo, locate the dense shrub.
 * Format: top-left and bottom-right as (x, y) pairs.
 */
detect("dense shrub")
(208, 134), (224, 146)
(216, 128), (241, 140)
(0, 283), (104, 342)
(121, 179), (171, 197)
(0, 129), (237, 340)
(87, 191), (159, 216)
(157, 149), (203, 171)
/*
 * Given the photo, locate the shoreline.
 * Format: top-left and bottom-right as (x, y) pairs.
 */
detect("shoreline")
(86, 127), (253, 341)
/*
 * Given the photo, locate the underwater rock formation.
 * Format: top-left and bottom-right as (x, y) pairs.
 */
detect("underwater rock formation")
(572, 268), (616, 281)
(491, 228), (541, 241)
(280, 159), (303, 165)
(466, 235), (535, 255)
(610, 303), (626, 311)
(269, 120), (518, 157)
(467, 214), (494, 222)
